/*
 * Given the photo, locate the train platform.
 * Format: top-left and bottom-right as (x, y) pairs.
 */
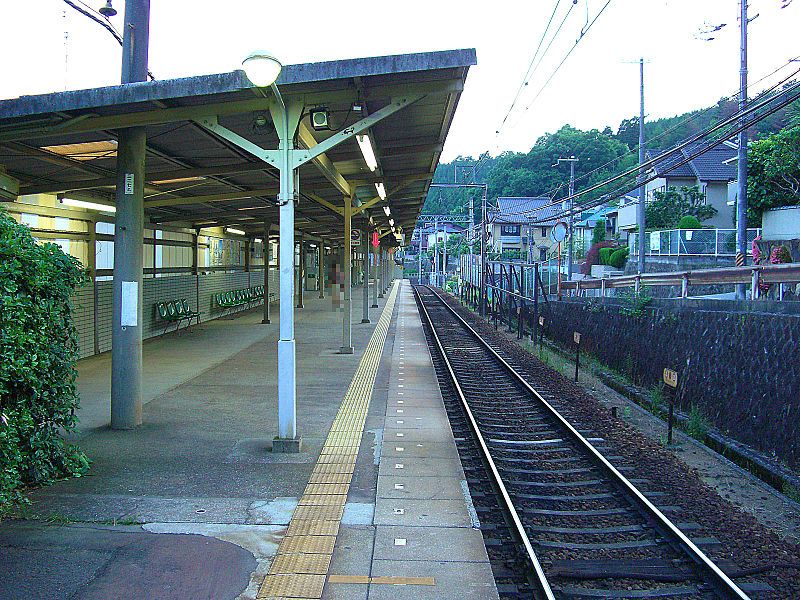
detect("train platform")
(0, 280), (498, 600)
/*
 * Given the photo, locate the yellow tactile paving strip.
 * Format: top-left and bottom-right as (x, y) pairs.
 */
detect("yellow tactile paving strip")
(257, 281), (399, 600)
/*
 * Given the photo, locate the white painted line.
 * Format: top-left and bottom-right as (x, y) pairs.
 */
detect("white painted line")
(394, 483), (404, 490)
(397, 400), (404, 404)
(397, 420), (404, 424)
(394, 508), (405, 515)
(396, 433), (404, 437)
(397, 409), (404, 414)
(396, 447), (404, 451)
(394, 538), (407, 546)
(395, 463), (404, 469)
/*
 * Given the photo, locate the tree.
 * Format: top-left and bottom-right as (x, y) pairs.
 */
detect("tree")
(645, 186), (717, 229)
(591, 219), (606, 244)
(746, 124), (800, 225)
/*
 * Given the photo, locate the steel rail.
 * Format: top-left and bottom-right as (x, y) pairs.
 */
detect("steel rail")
(412, 285), (556, 600)
(417, 284), (752, 600)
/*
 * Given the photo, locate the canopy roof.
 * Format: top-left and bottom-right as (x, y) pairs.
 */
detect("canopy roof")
(0, 49), (476, 241)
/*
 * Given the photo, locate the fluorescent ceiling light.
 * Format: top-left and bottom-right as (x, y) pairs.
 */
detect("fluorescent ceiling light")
(226, 227), (246, 236)
(375, 182), (387, 200)
(389, 218), (395, 227)
(356, 134), (378, 171)
(43, 140), (117, 161)
(254, 238), (263, 243)
(382, 204), (390, 216)
(60, 197), (116, 213)
(151, 176), (206, 185)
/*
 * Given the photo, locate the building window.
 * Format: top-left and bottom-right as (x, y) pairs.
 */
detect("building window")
(501, 225), (520, 235)
(541, 227), (547, 237)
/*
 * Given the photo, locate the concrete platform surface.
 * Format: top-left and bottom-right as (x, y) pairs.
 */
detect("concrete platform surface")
(1, 287), (392, 600)
(1, 281), (499, 599)
(321, 283), (499, 600)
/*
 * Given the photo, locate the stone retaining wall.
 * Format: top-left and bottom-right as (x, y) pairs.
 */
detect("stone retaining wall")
(542, 297), (800, 468)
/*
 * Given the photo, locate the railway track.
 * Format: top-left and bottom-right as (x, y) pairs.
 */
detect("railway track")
(413, 284), (763, 600)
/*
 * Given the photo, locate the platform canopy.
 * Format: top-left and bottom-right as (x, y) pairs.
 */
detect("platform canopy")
(0, 49), (476, 241)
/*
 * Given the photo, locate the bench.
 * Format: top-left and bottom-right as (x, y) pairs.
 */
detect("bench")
(156, 299), (201, 335)
(213, 286), (268, 317)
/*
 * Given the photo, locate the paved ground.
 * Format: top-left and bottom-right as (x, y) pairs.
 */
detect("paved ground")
(1, 287), (392, 600)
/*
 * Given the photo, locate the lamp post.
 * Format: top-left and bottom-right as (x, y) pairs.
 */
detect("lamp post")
(242, 52), (303, 452)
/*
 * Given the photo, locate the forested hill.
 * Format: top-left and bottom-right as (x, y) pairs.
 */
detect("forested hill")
(422, 85), (800, 216)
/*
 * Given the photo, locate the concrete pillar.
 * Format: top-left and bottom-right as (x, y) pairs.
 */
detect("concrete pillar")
(296, 235), (304, 308)
(277, 129), (298, 447)
(244, 238), (251, 273)
(110, 126), (146, 429)
(361, 226), (370, 323)
(340, 195), (354, 353)
(378, 246), (385, 299)
(371, 236), (379, 308)
(262, 222), (271, 324)
(87, 219), (97, 280)
(318, 240), (324, 299)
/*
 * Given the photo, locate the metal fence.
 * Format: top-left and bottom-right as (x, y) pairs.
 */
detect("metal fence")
(629, 228), (761, 257)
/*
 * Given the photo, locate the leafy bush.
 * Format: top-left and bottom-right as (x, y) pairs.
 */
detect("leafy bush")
(0, 208), (89, 514)
(581, 241), (617, 275)
(678, 215), (702, 229)
(598, 247), (614, 265)
(608, 247), (629, 269)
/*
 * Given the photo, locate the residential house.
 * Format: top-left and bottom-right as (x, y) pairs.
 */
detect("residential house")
(573, 203), (620, 251)
(410, 222), (465, 253)
(617, 141), (738, 236)
(491, 197), (562, 261)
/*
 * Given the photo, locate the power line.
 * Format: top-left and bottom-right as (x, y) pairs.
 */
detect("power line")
(60, 0), (156, 80)
(492, 55), (800, 218)
(491, 66), (800, 221)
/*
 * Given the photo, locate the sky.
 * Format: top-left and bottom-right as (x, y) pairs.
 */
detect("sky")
(1, 0), (798, 162)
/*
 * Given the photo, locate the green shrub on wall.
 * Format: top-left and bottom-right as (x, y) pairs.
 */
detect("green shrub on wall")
(608, 247), (629, 269)
(598, 247), (615, 265)
(0, 208), (89, 514)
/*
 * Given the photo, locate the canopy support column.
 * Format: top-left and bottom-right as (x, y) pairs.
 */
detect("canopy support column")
(262, 221), (271, 324)
(297, 235), (304, 309)
(371, 236), (379, 308)
(272, 96), (303, 453)
(340, 194), (354, 353)
(318, 241), (325, 298)
(361, 225), (370, 323)
(110, 126), (146, 429)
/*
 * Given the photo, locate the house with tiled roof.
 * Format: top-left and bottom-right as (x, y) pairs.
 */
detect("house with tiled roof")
(490, 197), (562, 260)
(617, 141), (738, 233)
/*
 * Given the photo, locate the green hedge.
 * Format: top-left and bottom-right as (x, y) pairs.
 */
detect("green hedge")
(608, 247), (629, 269)
(1, 208), (89, 514)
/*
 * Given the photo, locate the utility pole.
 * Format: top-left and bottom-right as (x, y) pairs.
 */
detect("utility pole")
(434, 216), (439, 286)
(637, 57), (647, 274)
(479, 188), (487, 316)
(736, 0), (749, 299)
(418, 228), (423, 284)
(555, 156), (578, 281)
(111, 0), (150, 429)
(442, 223), (448, 287)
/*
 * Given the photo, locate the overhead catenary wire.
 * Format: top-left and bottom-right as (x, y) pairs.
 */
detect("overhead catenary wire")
(496, 0), (568, 135)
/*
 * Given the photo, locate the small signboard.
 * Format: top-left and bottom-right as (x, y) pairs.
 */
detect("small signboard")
(371, 231), (380, 248)
(351, 229), (362, 246)
(573, 331), (581, 344)
(663, 368), (678, 388)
